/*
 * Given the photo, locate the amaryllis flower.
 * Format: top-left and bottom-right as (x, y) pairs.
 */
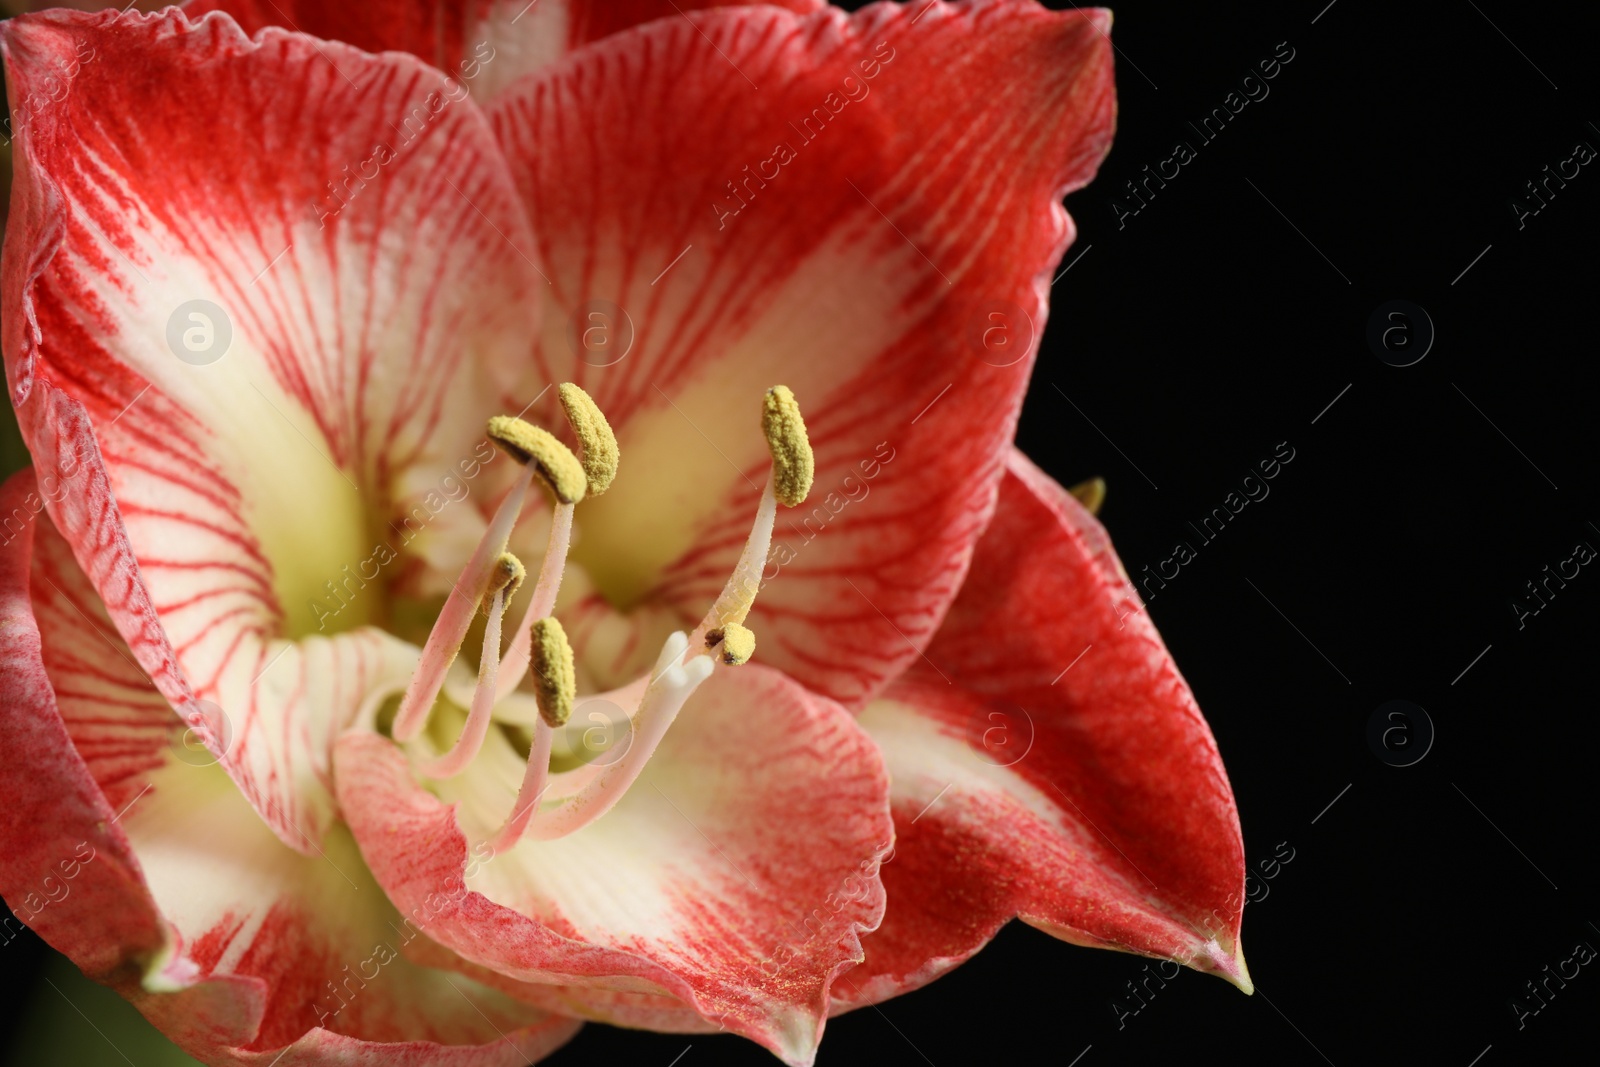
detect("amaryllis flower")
(0, 2), (1249, 1064)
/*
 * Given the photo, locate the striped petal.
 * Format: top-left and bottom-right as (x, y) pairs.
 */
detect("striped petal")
(181, 0), (826, 101)
(1, 8), (543, 851)
(334, 663), (893, 1067)
(835, 450), (1250, 1010)
(0, 471), (581, 1066)
(489, 0), (1116, 707)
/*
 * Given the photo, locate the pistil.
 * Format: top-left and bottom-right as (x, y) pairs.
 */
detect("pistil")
(505, 635), (713, 842)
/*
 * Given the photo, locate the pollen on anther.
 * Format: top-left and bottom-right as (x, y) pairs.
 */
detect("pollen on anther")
(1069, 476), (1106, 516)
(707, 622), (756, 666)
(487, 416), (587, 504)
(484, 552), (525, 613)
(558, 383), (620, 496)
(762, 385), (813, 507)
(530, 616), (576, 728)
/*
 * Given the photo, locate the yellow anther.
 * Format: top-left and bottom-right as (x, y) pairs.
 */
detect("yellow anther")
(483, 552), (525, 613)
(1069, 476), (1106, 516)
(706, 623), (755, 666)
(529, 617), (576, 728)
(762, 385), (813, 507)
(557, 383), (619, 497)
(486, 416), (587, 505)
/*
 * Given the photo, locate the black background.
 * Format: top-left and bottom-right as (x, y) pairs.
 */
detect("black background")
(5, 0), (1599, 1064)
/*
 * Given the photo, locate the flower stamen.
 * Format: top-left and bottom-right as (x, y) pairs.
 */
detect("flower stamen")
(558, 383), (619, 496)
(487, 415), (588, 505)
(695, 385), (813, 640)
(486, 552), (526, 610)
(392, 463), (534, 743)
(495, 385), (618, 699)
(409, 387), (813, 849)
(529, 617), (577, 729)
(489, 616), (575, 851)
(486, 387), (811, 847)
(494, 633), (714, 847)
(1069, 476), (1106, 515)
(763, 385), (814, 507)
(393, 415), (583, 744)
(707, 622), (755, 665)
(418, 553), (522, 778)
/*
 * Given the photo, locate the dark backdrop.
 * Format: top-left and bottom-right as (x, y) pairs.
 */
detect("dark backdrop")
(4, 1), (1597, 1064)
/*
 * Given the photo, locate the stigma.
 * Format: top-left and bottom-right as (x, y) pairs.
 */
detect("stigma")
(393, 383), (813, 849)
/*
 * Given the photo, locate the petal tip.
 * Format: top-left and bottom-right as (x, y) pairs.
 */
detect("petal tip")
(1081, 6), (1113, 34)
(1208, 937), (1254, 996)
(1176, 933), (1253, 995)
(1226, 939), (1255, 996)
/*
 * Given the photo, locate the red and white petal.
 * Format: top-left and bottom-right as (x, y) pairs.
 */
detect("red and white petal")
(335, 664), (893, 1067)
(1, 8), (543, 850)
(181, 0), (825, 101)
(0, 475), (170, 979)
(403, 936), (721, 1035)
(0, 471), (581, 1066)
(488, 0), (1116, 706)
(121, 764), (581, 1065)
(836, 450), (1249, 1010)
